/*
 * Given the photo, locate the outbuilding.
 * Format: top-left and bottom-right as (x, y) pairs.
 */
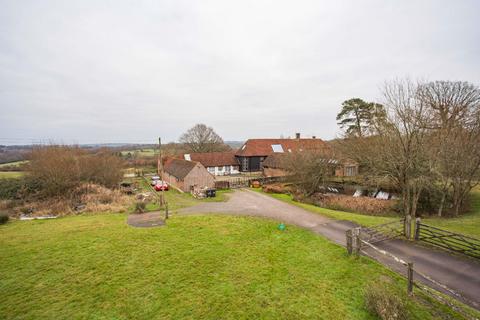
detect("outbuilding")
(164, 158), (215, 192)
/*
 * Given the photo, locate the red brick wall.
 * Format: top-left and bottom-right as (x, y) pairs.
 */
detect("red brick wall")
(184, 163), (215, 192)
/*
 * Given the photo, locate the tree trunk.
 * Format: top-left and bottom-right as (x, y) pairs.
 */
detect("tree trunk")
(437, 192), (446, 217)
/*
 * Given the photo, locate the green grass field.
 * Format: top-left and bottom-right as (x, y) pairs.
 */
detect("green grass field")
(424, 187), (480, 238)
(0, 171), (24, 179)
(121, 149), (156, 158)
(0, 160), (28, 168)
(0, 214), (472, 319)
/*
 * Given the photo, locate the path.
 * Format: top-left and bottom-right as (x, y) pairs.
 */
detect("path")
(180, 189), (480, 310)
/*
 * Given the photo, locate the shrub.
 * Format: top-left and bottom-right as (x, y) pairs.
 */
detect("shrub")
(134, 201), (146, 213)
(365, 282), (408, 320)
(0, 178), (25, 199)
(311, 193), (397, 216)
(0, 211), (9, 224)
(28, 146), (124, 198)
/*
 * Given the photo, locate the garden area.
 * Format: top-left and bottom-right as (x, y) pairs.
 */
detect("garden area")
(1, 213), (476, 319)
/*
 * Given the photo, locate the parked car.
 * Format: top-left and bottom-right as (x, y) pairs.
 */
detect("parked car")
(151, 175), (160, 186)
(154, 180), (169, 191)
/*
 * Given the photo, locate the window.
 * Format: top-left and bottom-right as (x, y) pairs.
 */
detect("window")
(271, 144), (284, 153)
(184, 154), (191, 161)
(217, 166), (224, 171)
(242, 157), (249, 171)
(207, 167), (215, 173)
(345, 166), (357, 176)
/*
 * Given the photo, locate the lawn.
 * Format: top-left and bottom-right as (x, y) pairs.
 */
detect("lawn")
(136, 177), (232, 212)
(0, 214), (472, 319)
(423, 187), (480, 239)
(0, 171), (24, 179)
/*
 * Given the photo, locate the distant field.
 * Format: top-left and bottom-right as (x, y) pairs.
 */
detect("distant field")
(0, 160), (28, 168)
(121, 149), (156, 158)
(0, 172), (24, 179)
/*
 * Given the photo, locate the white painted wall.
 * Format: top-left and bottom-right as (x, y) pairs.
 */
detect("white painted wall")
(207, 165), (240, 176)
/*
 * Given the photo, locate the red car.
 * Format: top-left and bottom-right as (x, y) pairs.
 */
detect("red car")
(154, 181), (169, 191)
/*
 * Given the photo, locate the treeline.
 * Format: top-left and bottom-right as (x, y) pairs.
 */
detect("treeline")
(337, 80), (480, 217)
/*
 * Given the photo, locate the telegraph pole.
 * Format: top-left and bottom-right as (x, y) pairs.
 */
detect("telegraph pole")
(158, 137), (165, 206)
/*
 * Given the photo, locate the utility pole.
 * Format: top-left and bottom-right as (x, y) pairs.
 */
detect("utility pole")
(158, 137), (165, 206)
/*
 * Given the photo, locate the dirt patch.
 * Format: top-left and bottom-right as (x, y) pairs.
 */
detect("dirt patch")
(127, 211), (166, 228)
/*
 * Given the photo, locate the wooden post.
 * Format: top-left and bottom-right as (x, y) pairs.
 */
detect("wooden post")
(346, 229), (353, 255)
(404, 215), (411, 239)
(352, 227), (361, 256)
(165, 202), (169, 220)
(158, 137), (165, 206)
(414, 218), (421, 241)
(407, 262), (414, 295)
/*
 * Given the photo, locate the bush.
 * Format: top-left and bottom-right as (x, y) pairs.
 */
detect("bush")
(365, 282), (408, 320)
(311, 193), (397, 216)
(134, 201), (146, 213)
(0, 178), (25, 200)
(0, 211), (9, 224)
(28, 146), (124, 198)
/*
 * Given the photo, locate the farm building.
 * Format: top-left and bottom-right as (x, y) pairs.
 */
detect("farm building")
(261, 147), (359, 178)
(182, 151), (240, 176)
(235, 133), (330, 172)
(163, 158), (215, 192)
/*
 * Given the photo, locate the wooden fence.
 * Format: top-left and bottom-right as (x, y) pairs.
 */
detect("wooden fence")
(346, 227), (478, 317)
(414, 219), (480, 259)
(359, 218), (405, 244)
(215, 175), (289, 189)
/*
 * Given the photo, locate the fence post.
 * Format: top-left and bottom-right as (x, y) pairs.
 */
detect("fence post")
(404, 215), (412, 239)
(346, 229), (353, 255)
(407, 262), (414, 295)
(352, 227), (361, 256)
(414, 218), (421, 241)
(165, 203), (169, 220)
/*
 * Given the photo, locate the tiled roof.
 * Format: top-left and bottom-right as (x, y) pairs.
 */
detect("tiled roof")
(235, 138), (329, 157)
(182, 151), (239, 167)
(262, 154), (288, 169)
(164, 158), (197, 180)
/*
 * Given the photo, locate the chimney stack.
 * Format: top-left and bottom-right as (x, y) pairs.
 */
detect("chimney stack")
(312, 135), (316, 139)
(295, 132), (300, 139)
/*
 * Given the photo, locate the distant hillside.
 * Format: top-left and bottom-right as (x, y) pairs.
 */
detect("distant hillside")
(225, 141), (244, 150)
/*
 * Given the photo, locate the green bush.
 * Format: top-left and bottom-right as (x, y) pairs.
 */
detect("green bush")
(0, 178), (25, 200)
(365, 282), (408, 320)
(0, 212), (9, 225)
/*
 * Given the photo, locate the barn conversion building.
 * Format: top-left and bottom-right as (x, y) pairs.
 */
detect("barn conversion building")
(235, 134), (330, 172)
(182, 152), (240, 176)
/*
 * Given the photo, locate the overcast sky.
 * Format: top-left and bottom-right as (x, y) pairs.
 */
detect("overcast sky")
(1, 0), (479, 145)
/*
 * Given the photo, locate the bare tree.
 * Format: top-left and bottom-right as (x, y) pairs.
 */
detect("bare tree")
(418, 81), (480, 215)
(284, 149), (336, 196)
(179, 124), (230, 153)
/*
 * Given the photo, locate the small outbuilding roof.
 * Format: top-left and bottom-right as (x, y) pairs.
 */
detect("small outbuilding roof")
(164, 158), (197, 180)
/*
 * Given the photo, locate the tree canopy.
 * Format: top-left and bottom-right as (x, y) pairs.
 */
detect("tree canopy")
(179, 124), (230, 153)
(336, 98), (385, 137)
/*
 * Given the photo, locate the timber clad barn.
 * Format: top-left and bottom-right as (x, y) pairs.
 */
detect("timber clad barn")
(163, 158), (215, 192)
(235, 134), (330, 172)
